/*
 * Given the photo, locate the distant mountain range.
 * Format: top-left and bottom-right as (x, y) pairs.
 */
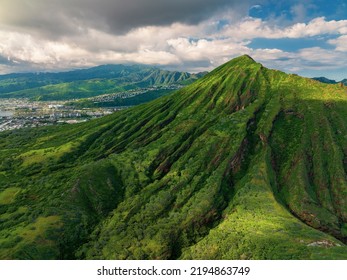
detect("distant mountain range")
(0, 65), (206, 101)
(1, 55), (347, 260)
(313, 77), (347, 85)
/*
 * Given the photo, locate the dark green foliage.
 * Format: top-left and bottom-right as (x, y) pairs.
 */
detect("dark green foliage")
(0, 55), (346, 260)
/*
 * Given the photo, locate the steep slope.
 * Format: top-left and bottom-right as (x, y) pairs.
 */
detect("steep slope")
(0, 55), (346, 260)
(0, 65), (203, 100)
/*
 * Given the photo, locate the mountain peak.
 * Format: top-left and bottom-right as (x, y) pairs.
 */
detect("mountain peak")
(216, 55), (259, 72)
(231, 54), (256, 64)
(240, 54), (256, 61)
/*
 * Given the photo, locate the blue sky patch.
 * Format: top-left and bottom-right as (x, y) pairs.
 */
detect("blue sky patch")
(250, 0), (347, 22)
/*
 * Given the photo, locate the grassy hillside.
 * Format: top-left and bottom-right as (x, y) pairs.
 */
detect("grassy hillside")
(0, 55), (346, 260)
(0, 65), (203, 101)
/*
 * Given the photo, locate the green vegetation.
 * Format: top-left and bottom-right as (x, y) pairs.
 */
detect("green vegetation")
(0, 55), (346, 260)
(0, 65), (203, 101)
(0, 188), (21, 205)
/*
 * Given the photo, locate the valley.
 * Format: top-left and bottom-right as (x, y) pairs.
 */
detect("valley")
(0, 85), (178, 132)
(0, 65), (193, 131)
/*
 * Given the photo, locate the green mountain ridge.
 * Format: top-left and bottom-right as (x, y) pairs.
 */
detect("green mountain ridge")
(0, 65), (204, 101)
(0, 55), (346, 259)
(313, 77), (347, 86)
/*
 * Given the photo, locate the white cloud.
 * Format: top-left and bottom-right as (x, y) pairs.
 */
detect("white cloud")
(98, 50), (180, 66)
(328, 35), (347, 51)
(0, 30), (91, 70)
(258, 47), (347, 73)
(282, 17), (347, 38)
(221, 17), (347, 40)
(167, 37), (249, 61)
(298, 47), (341, 64)
(252, 48), (294, 61)
(0, 11), (347, 76)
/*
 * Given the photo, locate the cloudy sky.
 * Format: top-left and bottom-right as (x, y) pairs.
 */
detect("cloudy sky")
(0, 0), (347, 80)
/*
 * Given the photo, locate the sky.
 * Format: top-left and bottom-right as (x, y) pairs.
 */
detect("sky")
(0, 0), (347, 80)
